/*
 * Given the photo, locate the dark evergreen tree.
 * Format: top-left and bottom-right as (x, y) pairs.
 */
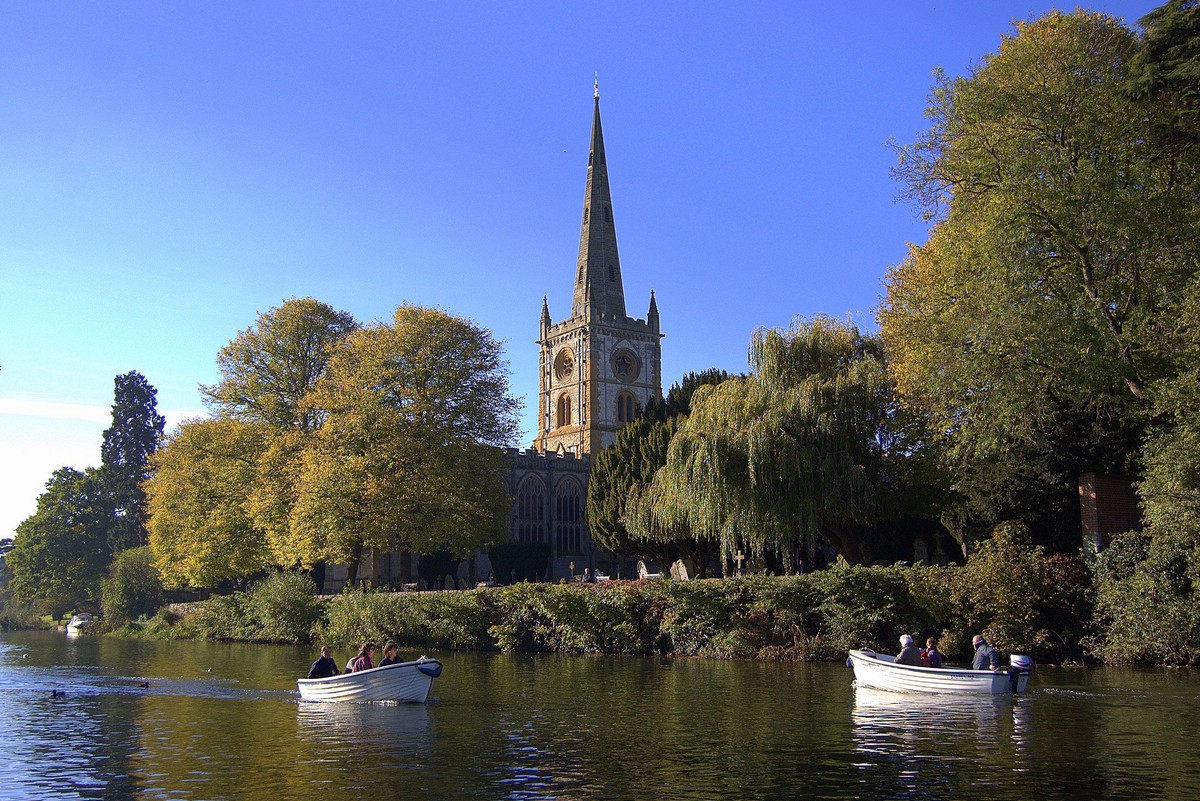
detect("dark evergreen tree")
(101, 371), (166, 552)
(587, 370), (733, 575)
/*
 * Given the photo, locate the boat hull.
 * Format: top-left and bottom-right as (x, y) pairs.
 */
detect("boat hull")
(848, 649), (1030, 695)
(297, 658), (442, 703)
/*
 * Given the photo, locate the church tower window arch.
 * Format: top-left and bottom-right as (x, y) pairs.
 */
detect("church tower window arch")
(556, 393), (572, 428)
(516, 476), (546, 543)
(616, 391), (637, 423)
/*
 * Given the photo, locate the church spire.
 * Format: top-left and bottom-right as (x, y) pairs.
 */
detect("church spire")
(572, 82), (626, 319)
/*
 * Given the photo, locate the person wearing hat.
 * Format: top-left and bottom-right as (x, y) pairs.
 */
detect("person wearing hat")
(896, 634), (923, 666)
(972, 634), (1000, 670)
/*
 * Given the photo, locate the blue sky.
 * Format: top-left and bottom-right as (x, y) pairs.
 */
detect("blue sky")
(0, 1), (1160, 537)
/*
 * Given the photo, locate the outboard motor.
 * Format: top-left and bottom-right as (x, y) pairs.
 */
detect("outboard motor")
(1008, 654), (1034, 693)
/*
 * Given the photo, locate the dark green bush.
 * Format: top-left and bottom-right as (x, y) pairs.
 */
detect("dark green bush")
(807, 565), (933, 656)
(1092, 535), (1200, 665)
(100, 547), (164, 627)
(245, 572), (324, 644)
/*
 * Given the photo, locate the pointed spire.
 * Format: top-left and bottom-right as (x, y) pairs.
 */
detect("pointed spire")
(647, 289), (659, 333)
(540, 295), (551, 336)
(572, 83), (626, 320)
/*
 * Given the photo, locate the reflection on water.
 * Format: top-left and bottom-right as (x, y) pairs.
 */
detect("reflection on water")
(296, 697), (432, 749)
(2, 632), (1199, 800)
(851, 684), (1030, 798)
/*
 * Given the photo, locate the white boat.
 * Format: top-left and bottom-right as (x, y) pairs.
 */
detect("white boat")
(65, 613), (95, 635)
(848, 649), (1033, 695)
(296, 657), (443, 703)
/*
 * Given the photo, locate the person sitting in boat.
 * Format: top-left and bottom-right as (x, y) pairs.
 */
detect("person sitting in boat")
(307, 645), (340, 679)
(349, 641), (376, 672)
(971, 635), (1000, 670)
(378, 641), (401, 667)
(896, 634), (922, 666)
(922, 637), (944, 668)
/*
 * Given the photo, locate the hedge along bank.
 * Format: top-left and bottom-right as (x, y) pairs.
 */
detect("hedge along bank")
(162, 551), (1095, 665)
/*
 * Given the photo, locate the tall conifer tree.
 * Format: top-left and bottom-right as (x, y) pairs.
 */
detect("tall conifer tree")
(101, 371), (166, 552)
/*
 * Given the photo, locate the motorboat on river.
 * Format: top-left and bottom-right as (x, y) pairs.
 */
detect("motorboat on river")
(848, 649), (1033, 695)
(65, 613), (95, 635)
(297, 657), (443, 703)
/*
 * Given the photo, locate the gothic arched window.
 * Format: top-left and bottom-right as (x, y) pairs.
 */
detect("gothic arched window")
(616, 392), (636, 423)
(556, 393), (572, 428)
(555, 479), (583, 554)
(516, 476), (546, 543)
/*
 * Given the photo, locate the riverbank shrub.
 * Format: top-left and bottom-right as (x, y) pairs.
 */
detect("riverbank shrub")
(245, 572), (323, 643)
(1091, 535), (1200, 665)
(187, 571), (324, 643)
(319, 587), (494, 651)
(155, 544), (1136, 662)
(100, 547), (163, 627)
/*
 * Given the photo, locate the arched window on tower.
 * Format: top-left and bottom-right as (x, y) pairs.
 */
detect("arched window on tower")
(556, 394), (572, 428)
(616, 392), (637, 423)
(555, 479), (583, 554)
(516, 476), (546, 543)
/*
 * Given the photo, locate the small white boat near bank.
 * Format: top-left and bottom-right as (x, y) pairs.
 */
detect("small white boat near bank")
(66, 613), (95, 636)
(848, 649), (1033, 695)
(297, 657), (443, 703)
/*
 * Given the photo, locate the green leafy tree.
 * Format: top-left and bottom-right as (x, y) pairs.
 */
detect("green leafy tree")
(101, 371), (166, 552)
(146, 418), (272, 588)
(7, 468), (111, 613)
(625, 317), (892, 566)
(289, 305), (521, 583)
(880, 10), (1199, 545)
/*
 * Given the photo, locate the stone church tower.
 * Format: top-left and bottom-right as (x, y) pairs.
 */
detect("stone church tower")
(533, 85), (663, 455)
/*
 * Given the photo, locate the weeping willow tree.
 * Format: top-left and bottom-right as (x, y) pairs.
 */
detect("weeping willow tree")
(624, 316), (891, 566)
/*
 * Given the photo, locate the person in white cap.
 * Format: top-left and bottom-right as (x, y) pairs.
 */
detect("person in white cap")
(896, 634), (923, 666)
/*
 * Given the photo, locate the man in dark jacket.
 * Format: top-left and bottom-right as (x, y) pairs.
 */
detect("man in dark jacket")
(971, 635), (999, 670)
(307, 645), (340, 679)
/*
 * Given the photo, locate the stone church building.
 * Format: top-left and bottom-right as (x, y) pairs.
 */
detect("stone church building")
(324, 87), (662, 591)
(500, 85), (663, 581)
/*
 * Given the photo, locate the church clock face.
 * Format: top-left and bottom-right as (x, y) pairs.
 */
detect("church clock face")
(611, 348), (640, 383)
(554, 348), (575, 380)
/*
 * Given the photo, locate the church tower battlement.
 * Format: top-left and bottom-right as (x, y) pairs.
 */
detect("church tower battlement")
(533, 83), (663, 456)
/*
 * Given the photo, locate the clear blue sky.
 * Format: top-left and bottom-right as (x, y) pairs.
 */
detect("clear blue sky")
(0, 1), (1160, 537)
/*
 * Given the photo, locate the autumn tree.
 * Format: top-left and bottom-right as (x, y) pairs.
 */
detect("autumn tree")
(144, 299), (356, 585)
(879, 10), (1199, 545)
(201, 298), (358, 432)
(288, 305), (521, 582)
(146, 418), (272, 588)
(101, 371), (166, 552)
(625, 317), (892, 566)
(7, 468), (111, 614)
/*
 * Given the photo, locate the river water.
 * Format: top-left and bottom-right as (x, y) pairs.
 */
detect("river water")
(2, 631), (1197, 800)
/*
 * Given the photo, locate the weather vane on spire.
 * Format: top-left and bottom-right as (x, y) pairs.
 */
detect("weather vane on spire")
(594, 73), (599, 100)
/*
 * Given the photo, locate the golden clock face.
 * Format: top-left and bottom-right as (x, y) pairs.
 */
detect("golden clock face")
(611, 348), (640, 383)
(554, 348), (575, 380)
